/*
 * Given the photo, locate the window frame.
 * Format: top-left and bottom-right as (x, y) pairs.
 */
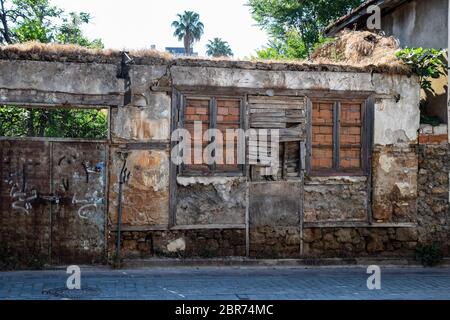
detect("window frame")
(177, 93), (246, 177)
(307, 96), (374, 177)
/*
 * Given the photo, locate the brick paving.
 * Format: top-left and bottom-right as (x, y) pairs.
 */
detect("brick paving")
(1, 266), (450, 300)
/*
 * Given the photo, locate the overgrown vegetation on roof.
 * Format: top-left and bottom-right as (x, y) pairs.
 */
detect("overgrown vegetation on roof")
(0, 31), (414, 76)
(310, 30), (409, 74)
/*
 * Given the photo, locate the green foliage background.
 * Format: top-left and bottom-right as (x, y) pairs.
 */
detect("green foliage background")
(0, 0), (107, 139)
(248, 0), (364, 59)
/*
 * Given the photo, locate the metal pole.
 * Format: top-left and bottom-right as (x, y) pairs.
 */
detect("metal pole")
(116, 176), (123, 261)
(116, 154), (129, 265)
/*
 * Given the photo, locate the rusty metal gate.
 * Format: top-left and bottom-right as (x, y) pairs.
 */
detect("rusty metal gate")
(0, 139), (107, 265)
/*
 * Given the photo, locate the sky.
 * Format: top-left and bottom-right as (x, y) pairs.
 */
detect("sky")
(50, 0), (270, 58)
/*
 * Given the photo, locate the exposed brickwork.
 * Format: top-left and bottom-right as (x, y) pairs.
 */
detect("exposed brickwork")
(311, 101), (363, 171)
(217, 99), (241, 169)
(340, 103), (362, 169)
(312, 102), (333, 170)
(185, 98), (210, 122)
(418, 134), (448, 145)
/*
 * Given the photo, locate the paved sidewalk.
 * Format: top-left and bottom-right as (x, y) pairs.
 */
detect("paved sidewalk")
(1, 266), (450, 300)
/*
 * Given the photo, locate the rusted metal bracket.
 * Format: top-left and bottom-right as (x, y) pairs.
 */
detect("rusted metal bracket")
(116, 51), (134, 106)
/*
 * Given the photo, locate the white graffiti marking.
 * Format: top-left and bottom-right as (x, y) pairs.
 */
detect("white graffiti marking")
(72, 192), (103, 219)
(8, 182), (38, 215)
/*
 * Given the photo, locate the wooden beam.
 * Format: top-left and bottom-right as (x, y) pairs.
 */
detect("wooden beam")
(169, 89), (180, 228)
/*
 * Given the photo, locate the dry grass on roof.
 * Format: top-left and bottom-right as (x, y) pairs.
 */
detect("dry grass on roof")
(310, 29), (409, 74)
(0, 32), (412, 75)
(0, 41), (173, 63)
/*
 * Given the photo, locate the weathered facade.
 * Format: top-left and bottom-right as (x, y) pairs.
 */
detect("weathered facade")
(325, 0), (449, 126)
(0, 44), (448, 266)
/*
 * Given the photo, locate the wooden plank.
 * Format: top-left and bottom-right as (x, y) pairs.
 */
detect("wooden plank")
(250, 109), (286, 114)
(286, 110), (305, 116)
(169, 89), (180, 227)
(282, 142), (287, 179)
(250, 103), (304, 110)
(250, 115), (288, 121)
(305, 97), (312, 175)
(364, 95), (375, 224)
(248, 97), (306, 105)
(299, 141), (306, 170)
(250, 123), (286, 128)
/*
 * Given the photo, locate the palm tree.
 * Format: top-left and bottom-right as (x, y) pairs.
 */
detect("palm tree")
(206, 38), (233, 57)
(171, 11), (204, 56)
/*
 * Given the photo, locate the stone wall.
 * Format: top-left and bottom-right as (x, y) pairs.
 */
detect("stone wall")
(108, 229), (246, 259)
(302, 227), (418, 258)
(304, 177), (368, 223)
(417, 143), (450, 255)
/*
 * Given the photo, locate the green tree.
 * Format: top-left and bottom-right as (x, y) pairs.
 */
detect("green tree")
(0, 106), (108, 139)
(11, 0), (61, 43)
(0, 0), (103, 47)
(256, 28), (307, 59)
(396, 48), (448, 93)
(171, 10), (204, 55)
(248, 0), (364, 57)
(0, 0), (106, 138)
(56, 11), (103, 48)
(206, 38), (233, 57)
(0, 0), (13, 43)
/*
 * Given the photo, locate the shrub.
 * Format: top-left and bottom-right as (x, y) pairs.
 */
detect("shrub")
(415, 244), (443, 267)
(396, 47), (448, 93)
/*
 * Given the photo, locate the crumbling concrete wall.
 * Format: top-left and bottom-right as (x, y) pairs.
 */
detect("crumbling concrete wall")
(0, 51), (429, 263)
(108, 149), (170, 228)
(249, 182), (301, 258)
(372, 145), (418, 223)
(176, 177), (246, 225)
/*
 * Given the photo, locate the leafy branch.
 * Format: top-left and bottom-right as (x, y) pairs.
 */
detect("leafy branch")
(396, 48), (448, 93)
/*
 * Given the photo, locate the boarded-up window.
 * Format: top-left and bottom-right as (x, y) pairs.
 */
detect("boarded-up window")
(340, 103), (362, 170)
(181, 96), (243, 175)
(216, 99), (241, 172)
(311, 102), (334, 170)
(311, 100), (366, 174)
(184, 98), (210, 172)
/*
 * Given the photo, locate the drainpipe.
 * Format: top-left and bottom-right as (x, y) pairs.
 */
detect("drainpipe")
(116, 152), (130, 265)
